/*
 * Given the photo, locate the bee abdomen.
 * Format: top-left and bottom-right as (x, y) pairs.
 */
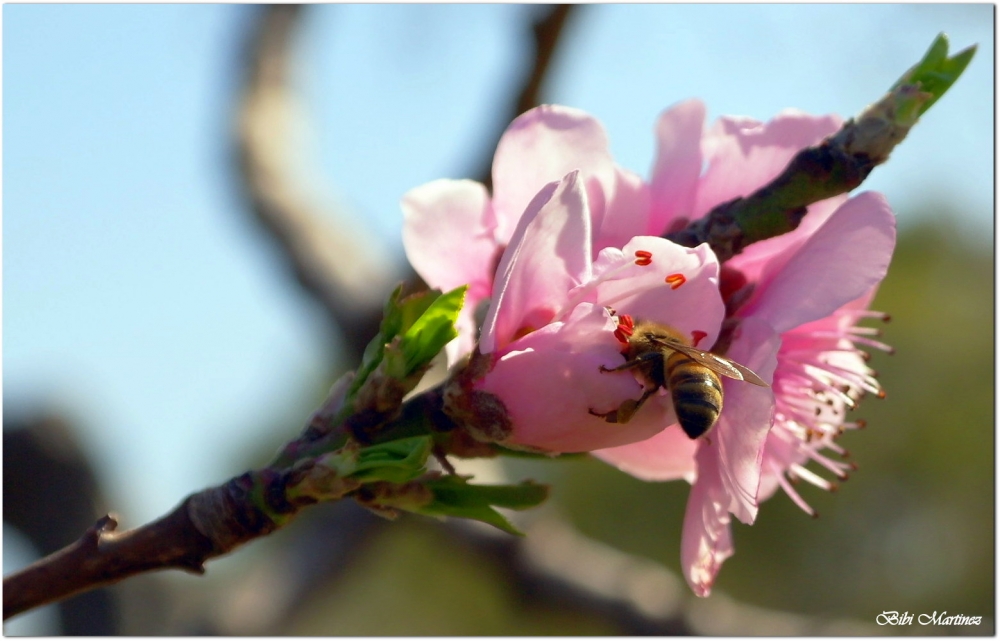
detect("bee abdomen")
(667, 353), (724, 440)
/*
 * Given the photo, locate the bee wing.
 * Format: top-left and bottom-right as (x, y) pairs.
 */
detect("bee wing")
(650, 337), (770, 387)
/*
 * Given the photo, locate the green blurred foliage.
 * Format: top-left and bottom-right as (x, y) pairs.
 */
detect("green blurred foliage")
(284, 520), (617, 635)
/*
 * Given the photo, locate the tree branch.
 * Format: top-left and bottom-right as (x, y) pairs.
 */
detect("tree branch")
(666, 52), (970, 261)
(3, 455), (331, 621)
(1, 378), (472, 621)
(234, 4), (397, 360)
(3, 415), (122, 633)
(3, 509), (209, 621)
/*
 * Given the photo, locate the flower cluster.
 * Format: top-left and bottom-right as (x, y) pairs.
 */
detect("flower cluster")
(402, 101), (895, 596)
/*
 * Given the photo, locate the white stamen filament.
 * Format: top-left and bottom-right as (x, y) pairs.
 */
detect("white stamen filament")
(805, 448), (852, 479)
(789, 463), (836, 491)
(770, 462), (817, 516)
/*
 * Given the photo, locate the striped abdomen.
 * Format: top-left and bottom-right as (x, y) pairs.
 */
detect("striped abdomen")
(666, 351), (724, 439)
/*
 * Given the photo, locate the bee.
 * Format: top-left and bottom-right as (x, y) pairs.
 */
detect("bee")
(590, 316), (769, 439)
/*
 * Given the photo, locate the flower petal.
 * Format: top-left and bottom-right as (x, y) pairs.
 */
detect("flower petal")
(401, 178), (498, 296)
(492, 105), (617, 242)
(681, 443), (733, 597)
(593, 425), (697, 482)
(648, 99), (706, 234)
(711, 316), (780, 524)
(478, 303), (670, 452)
(726, 194), (847, 285)
(738, 191), (897, 333)
(595, 166), (652, 253)
(694, 110), (842, 217)
(591, 237), (724, 350)
(480, 171), (593, 354)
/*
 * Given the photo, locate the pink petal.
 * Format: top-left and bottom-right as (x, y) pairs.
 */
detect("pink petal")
(591, 237), (724, 350)
(694, 110), (842, 218)
(480, 171), (592, 354)
(648, 99), (706, 235)
(401, 179), (498, 295)
(478, 303), (671, 452)
(726, 194), (847, 284)
(738, 192), (896, 334)
(593, 425), (697, 482)
(681, 443), (733, 597)
(492, 105), (617, 242)
(710, 316), (779, 524)
(595, 166), (651, 253)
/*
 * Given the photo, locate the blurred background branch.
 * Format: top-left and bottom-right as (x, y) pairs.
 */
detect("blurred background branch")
(235, 4), (396, 362)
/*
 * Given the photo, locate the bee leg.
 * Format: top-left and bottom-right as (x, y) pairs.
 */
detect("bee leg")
(599, 352), (662, 374)
(588, 386), (658, 424)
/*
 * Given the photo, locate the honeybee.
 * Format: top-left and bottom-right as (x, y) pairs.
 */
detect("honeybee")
(590, 316), (769, 439)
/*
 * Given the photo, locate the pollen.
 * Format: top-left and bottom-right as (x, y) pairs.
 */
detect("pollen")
(665, 273), (686, 289)
(634, 250), (653, 266)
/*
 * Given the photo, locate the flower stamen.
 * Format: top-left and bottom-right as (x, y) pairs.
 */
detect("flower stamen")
(665, 273), (686, 289)
(770, 461), (818, 518)
(766, 306), (892, 519)
(613, 314), (635, 346)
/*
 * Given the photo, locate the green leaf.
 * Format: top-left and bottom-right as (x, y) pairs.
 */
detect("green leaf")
(892, 33), (976, 117)
(315, 436), (433, 486)
(377, 284), (407, 340)
(350, 436), (433, 483)
(343, 286), (450, 410)
(397, 285), (467, 376)
(417, 476), (550, 535)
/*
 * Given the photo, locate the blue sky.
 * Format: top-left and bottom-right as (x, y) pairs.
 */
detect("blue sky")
(3, 2), (993, 585)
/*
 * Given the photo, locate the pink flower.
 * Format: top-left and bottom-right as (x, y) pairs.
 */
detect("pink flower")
(472, 170), (725, 453)
(401, 106), (648, 364)
(595, 101), (896, 596)
(402, 98), (896, 596)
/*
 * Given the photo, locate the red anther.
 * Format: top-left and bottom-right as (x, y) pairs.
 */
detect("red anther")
(876, 389), (887, 399)
(634, 250), (653, 266)
(690, 330), (708, 348)
(613, 314), (635, 346)
(665, 273), (686, 289)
